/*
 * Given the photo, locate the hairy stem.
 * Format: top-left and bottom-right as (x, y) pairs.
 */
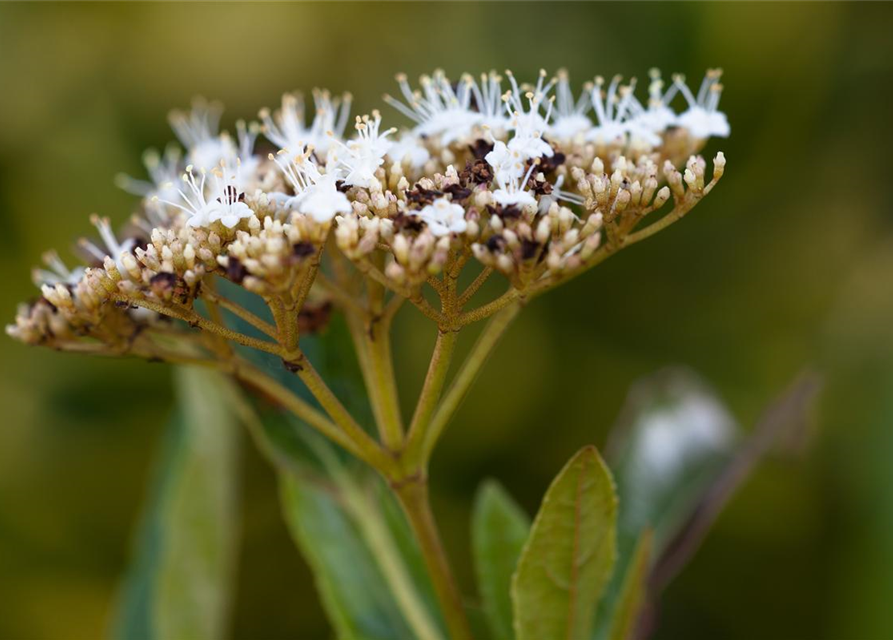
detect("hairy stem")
(456, 288), (521, 327)
(201, 287), (278, 338)
(113, 294), (282, 357)
(457, 267), (493, 308)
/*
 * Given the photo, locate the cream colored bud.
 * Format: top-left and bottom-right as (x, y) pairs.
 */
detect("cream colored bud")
(103, 256), (122, 282)
(122, 253), (141, 280)
(536, 218), (551, 244)
(385, 260), (406, 284)
(580, 232), (601, 261)
(713, 151), (726, 179)
(496, 254), (513, 274)
(654, 186), (671, 209)
(591, 157), (604, 175)
(471, 243), (490, 264)
(392, 233), (410, 264)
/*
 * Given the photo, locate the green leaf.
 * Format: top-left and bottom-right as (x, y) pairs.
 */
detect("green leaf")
(512, 446), (618, 640)
(251, 407), (444, 640)
(472, 480), (531, 640)
(606, 530), (652, 640)
(281, 473), (415, 640)
(278, 445), (444, 640)
(111, 367), (241, 640)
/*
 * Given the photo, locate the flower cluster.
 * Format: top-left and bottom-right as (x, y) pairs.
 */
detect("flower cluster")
(8, 68), (727, 356)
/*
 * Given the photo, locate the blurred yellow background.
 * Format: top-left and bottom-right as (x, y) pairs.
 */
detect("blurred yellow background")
(1, 2), (892, 639)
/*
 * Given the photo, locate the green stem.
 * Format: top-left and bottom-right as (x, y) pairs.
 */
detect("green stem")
(394, 478), (472, 640)
(623, 197), (699, 246)
(457, 267), (493, 307)
(406, 330), (458, 459)
(367, 317), (404, 449)
(344, 310), (404, 451)
(420, 303), (521, 464)
(114, 294), (282, 357)
(202, 287), (277, 338)
(286, 352), (395, 473)
(232, 360), (383, 469)
(456, 289), (521, 327)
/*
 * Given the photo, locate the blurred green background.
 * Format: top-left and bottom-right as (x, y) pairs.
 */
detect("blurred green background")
(1, 2), (892, 638)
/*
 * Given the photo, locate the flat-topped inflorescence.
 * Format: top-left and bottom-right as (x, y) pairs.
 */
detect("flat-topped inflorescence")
(8, 67), (728, 360)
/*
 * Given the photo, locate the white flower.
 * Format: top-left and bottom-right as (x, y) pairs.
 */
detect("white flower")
(272, 148), (351, 222)
(485, 141), (523, 185)
(467, 71), (509, 132)
(156, 161), (254, 229)
(78, 214), (137, 273)
(384, 71), (481, 146)
(333, 112), (396, 189)
(299, 174), (351, 222)
(169, 100), (260, 177)
(628, 389), (735, 489)
(479, 69), (556, 166)
(507, 107), (554, 162)
(260, 89), (352, 159)
(627, 69), (678, 135)
(233, 120), (260, 184)
(507, 132), (553, 162)
(503, 69), (555, 145)
(169, 99), (233, 170)
(115, 144), (182, 202)
(548, 69), (593, 141)
(414, 197), (468, 237)
(157, 166), (211, 227)
(387, 133), (431, 169)
(586, 75), (637, 146)
(674, 69), (730, 139)
(537, 174), (584, 215)
(205, 161), (255, 228)
(489, 147), (538, 209)
(32, 250), (85, 287)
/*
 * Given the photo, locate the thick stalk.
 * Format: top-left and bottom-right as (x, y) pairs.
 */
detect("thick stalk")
(344, 311), (404, 450)
(394, 479), (472, 640)
(366, 318), (404, 449)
